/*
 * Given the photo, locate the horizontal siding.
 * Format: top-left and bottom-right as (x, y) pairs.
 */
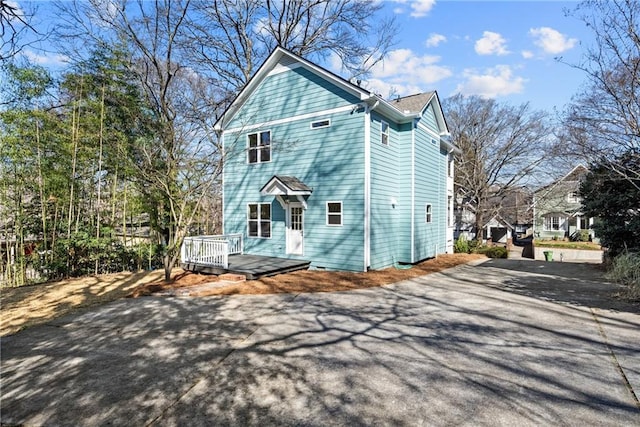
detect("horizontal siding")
(413, 127), (446, 261)
(395, 122), (413, 263)
(227, 66), (361, 130)
(422, 104), (439, 134)
(224, 106), (366, 272)
(369, 112), (401, 269)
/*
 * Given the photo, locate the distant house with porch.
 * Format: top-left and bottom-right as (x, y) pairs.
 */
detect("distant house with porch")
(183, 47), (456, 274)
(532, 165), (595, 240)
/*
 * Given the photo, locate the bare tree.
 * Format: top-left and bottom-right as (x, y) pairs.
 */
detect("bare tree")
(185, 0), (397, 103)
(54, 0), (224, 280)
(560, 0), (640, 187)
(0, 0), (40, 62)
(444, 94), (553, 241)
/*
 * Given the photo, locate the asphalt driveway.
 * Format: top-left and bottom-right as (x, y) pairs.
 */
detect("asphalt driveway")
(2, 258), (639, 426)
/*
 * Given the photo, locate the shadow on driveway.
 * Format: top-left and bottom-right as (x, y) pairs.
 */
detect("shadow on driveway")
(1, 260), (639, 426)
(473, 258), (639, 314)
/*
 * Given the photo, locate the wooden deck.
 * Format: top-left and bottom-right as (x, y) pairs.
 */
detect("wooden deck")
(182, 254), (311, 280)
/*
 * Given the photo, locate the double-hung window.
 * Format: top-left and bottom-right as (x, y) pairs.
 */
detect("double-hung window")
(425, 204), (432, 223)
(326, 202), (343, 226)
(381, 121), (389, 145)
(248, 203), (271, 237)
(248, 131), (271, 164)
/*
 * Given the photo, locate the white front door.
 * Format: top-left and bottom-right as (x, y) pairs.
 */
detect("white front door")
(287, 203), (304, 255)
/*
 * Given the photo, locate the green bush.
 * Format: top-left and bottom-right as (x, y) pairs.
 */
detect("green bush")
(454, 235), (470, 253)
(606, 252), (640, 301)
(476, 245), (508, 258)
(571, 230), (591, 242)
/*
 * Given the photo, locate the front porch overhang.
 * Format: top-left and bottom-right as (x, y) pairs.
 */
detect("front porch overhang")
(260, 175), (312, 209)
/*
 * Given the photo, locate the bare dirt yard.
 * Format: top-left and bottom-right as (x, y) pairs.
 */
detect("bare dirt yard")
(1, 253), (484, 336)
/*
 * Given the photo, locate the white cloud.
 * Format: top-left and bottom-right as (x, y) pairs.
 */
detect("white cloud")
(23, 50), (69, 66)
(474, 31), (510, 56)
(529, 27), (577, 54)
(454, 65), (526, 98)
(364, 48), (452, 97)
(409, 0), (436, 17)
(425, 33), (447, 48)
(521, 50), (534, 59)
(389, 0), (436, 18)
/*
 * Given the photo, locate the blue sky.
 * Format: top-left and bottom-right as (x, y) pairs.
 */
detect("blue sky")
(352, 0), (593, 113)
(13, 1), (593, 113)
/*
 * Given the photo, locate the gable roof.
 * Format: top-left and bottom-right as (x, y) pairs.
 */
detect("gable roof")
(260, 175), (313, 196)
(214, 47), (450, 135)
(391, 92), (434, 114)
(534, 164), (589, 195)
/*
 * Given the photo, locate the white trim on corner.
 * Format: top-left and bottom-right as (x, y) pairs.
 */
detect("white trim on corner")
(364, 107), (371, 271)
(225, 104), (356, 134)
(221, 131), (225, 234)
(411, 120), (416, 263)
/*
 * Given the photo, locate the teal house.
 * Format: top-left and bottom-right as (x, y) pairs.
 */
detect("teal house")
(200, 47), (455, 273)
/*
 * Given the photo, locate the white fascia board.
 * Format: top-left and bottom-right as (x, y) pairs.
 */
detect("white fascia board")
(369, 96), (421, 123)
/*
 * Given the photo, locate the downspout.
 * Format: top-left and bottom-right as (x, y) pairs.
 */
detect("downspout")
(364, 101), (378, 271)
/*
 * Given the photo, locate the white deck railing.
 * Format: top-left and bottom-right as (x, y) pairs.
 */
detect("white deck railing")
(181, 234), (243, 269)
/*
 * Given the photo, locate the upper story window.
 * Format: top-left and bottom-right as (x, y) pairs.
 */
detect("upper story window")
(248, 131), (271, 164)
(310, 119), (330, 129)
(381, 121), (389, 145)
(567, 191), (580, 203)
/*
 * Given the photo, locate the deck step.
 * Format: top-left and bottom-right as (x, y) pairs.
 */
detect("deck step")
(219, 273), (246, 282)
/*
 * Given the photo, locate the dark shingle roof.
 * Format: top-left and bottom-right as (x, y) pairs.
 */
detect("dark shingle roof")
(389, 92), (434, 114)
(275, 176), (312, 192)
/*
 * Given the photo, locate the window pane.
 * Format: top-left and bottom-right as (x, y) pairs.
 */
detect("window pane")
(248, 220), (258, 236)
(261, 131), (270, 146)
(260, 221), (271, 237)
(328, 202), (341, 213)
(249, 204), (258, 219)
(249, 135), (257, 148)
(248, 148), (257, 163)
(260, 203), (271, 220)
(328, 214), (342, 225)
(260, 146), (270, 162)
(381, 122), (388, 133)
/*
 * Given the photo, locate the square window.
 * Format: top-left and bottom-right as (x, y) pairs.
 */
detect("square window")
(327, 202), (343, 226)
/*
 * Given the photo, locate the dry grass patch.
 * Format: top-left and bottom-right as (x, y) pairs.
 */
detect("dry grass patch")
(132, 253), (486, 297)
(1, 253), (484, 336)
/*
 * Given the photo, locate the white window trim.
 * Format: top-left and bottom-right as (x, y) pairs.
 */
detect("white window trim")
(247, 130), (272, 164)
(381, 120), (389, 146)
(310, 119), (331, 129)
(247, 202), (272, 238)
(425, 203), (433, 223)
(326, 201), (343, 226)
(543, 215), (562, 231)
